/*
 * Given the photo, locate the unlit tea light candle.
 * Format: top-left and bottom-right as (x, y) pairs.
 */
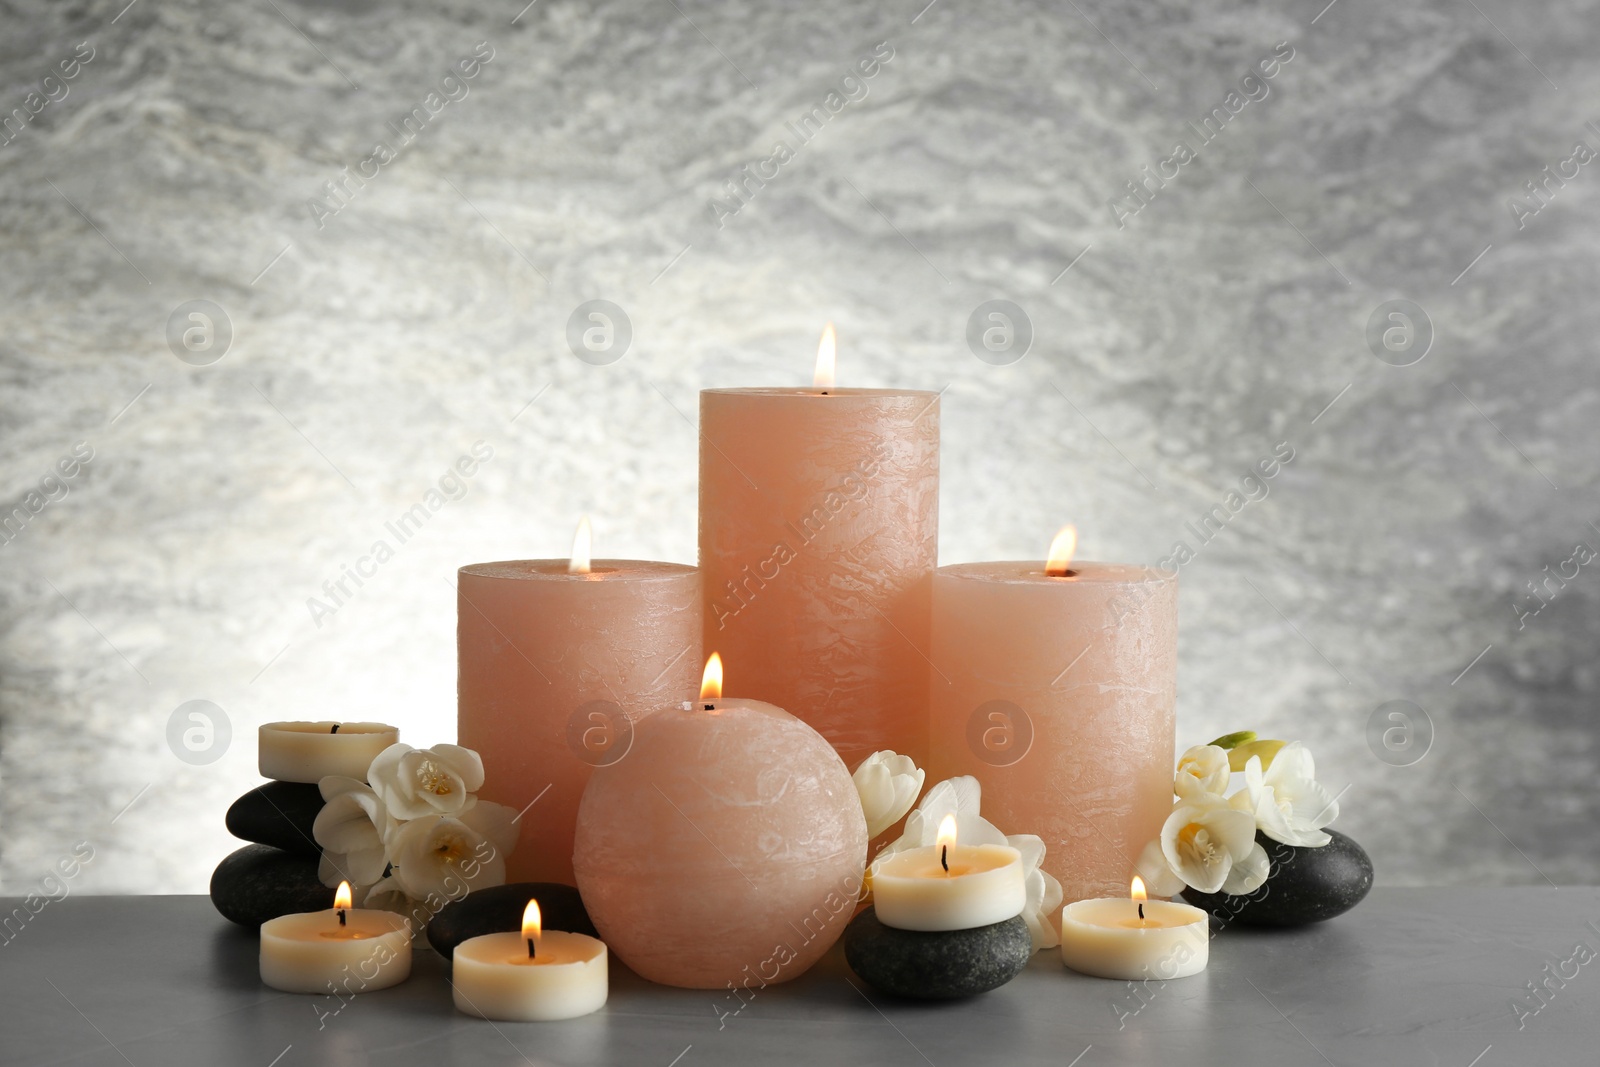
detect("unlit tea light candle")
(1059, 878), (1208, 980)
(871, 815), (1026, 931)
(259, 882), (411, 994)
(452, 900), (608, 1021)
(258, 722), (399, 784)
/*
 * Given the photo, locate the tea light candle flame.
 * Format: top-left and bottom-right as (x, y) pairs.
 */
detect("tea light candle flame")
(1046, 524), (1077, 577)
(813, 323), (836, 391)
(700, 652), (723, 703)
(568, 517), (593, 575)
(334, 880), (352, 925)
(936, 813), (957, 875)
(1131, 875), (1147, 921)
(523, 899), (541, 960)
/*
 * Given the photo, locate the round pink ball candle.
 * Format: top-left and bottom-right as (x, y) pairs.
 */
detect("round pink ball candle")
(458, 533), (700, 885)
(928, 529), (1178, 905)
(572, 656), (868, 989)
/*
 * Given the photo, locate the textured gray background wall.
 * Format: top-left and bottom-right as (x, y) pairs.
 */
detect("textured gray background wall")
(2, 0), (1595, 894)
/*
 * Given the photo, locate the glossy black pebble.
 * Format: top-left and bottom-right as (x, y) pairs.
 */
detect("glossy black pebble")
(843, 906), (1032, 999)
(1184, 829), (1374, 928)
(427, 882), (597, 958)
(210, 844), (334, 929)
(225, 781), (325, 856)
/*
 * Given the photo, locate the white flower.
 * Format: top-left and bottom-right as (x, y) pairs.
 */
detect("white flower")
(1235, 743), (1338, 848)
(852, 750), (925, 837)
(313, 776), (392, 889)
(386, 802), (517, 902)
(368, 743), (485, 821)
(1174, 744), (1231, 799)
(1222, 839), (1271, 895)
(874, 776), (1064, 952)
(1159, 793), (1261, 894)
(1135, 837), (1187, 898)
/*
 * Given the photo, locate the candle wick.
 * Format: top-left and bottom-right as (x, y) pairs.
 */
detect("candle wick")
(338, 909), (347, 927)
(940, 844), (948, 873)
(704, 704), (714, 711)
(1138, 902), (1144, 921)
(330, 724), (340, 734)
(527, 938), (536, 960)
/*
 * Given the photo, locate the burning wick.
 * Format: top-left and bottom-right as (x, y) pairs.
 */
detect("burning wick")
(522, 899), (542, 963)
(335, 881), (352, 927)
(1138, 902), (1145, 921)
(935, 813), (957, 875)
(527, 937), (536, 960)
(940, 845), (949, 873)
(338, 908), (346, 927)
(699, 653), (722, 713)
(330, 724), (340, 734)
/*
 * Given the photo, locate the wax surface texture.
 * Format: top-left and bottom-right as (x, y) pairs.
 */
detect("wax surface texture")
(572, 698), (868, 988)
(928, 562), (1177, 903)
(258, 722), (399, 784)
(457, 560), (700, 884)
(258, 909), (411, 994)
(699, 388), (939, 769)
(452, 930), (608, 1021)
(1059, 897), (1208, 980)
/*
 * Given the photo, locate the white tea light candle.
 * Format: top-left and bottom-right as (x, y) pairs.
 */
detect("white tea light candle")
(1059, 878), (1208, 980)
(452, 899), (609, 1021)
(259, 721), (398, 783)
(259, 882), (412, 994)
(871, 814), (1026, 931)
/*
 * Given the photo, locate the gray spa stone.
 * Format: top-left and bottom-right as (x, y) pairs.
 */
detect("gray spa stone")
(209, 844), (334, 929)
(843, 907), (1032, 999)
(224, 782), (324, 857)
(1183, 829), (1374, 928)
(426, 881), (596, 958)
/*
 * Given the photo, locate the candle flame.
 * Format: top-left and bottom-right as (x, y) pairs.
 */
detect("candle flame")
(936, 813), (958, 852)
(813, 322), (837, 389)
(700, 652), (723, 700)
(522, 899), (542, 941)
(1130, 876), (1148, 902)
(568, 516), (592, 574)
(1046, 524), (1077, 576)
(334, 881), (353, 911)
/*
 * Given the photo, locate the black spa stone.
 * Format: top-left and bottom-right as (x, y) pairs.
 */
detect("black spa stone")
(210, 844), (334, 929)
(843, 907), (1032, 999)
(1183, 829), (1374, 928)
(427, 882), (596, 958)
(225, 781), (325, 856)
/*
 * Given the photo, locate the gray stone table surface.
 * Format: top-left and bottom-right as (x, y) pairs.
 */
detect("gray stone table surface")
(2, 889), (1596, 1066)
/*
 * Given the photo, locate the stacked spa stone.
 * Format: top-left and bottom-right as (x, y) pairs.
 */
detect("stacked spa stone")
(210, 722), (398, 928)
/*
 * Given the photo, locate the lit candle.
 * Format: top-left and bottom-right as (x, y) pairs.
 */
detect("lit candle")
(259, 882), (411, 994)
(928, 525), (1178, 904)
(258, 722), (399, 784)
(458, 518), (701, 884)
(699, 325), (940, 769)
(870, 814), (1026, 931)
(572, 654), (868, 988)
(1059, 877), (1208, 980)
(452, 899), (609, 1021)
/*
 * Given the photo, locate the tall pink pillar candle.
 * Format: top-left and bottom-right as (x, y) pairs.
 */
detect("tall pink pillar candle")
(699, 388), (939, 768)
(927, 560), (1177, 905)
(457, 559), (700, 884)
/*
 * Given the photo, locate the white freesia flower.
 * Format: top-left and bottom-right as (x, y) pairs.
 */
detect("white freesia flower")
(313, 776), (392, 889)
(1221, 839), (1271, 895)
(387, 801), (517, 901)
(1235, 743), (1338, 848)
(853, 750), (925, 837)
(368, 743), (485, 821)
(874, 776), (1064, 951)
(1173, 744), (1231, 799)
(1159, 793), (1260, 894)
(1135, 837), (1187, 897)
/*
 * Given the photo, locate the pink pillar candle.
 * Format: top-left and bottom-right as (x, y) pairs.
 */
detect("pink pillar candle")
(457, 559), (700, 884)
(572, 689), (867, 989)
(927, 559), (1177, 904)
(699, 387), (939, 768)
